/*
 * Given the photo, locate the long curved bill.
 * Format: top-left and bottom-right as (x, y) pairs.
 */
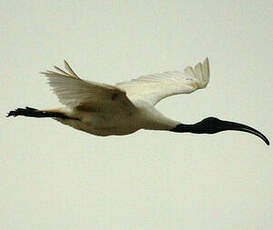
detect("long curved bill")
(220, 120), (270, 145)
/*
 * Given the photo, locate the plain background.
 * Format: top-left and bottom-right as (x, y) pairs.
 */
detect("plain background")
(1, 1), (272, 229)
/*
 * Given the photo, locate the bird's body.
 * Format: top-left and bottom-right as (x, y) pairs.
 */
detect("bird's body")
(8, 58), (270, 145)
(53, 99), (178, 136)
(42, 58), (209, 136)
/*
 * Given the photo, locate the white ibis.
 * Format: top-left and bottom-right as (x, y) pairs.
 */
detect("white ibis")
(7, 58), (269, 145)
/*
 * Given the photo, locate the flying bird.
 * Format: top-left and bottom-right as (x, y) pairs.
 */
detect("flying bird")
(7, 58), (269, 145)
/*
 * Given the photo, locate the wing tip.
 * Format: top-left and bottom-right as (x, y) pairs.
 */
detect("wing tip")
(188, 57), (210, 89)
(63, 60), (80, 79)
(200, 57), (210, 88)
(40, 60), (80, 79)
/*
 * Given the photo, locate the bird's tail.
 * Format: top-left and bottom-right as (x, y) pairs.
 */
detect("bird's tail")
(7, 107), (78, 120)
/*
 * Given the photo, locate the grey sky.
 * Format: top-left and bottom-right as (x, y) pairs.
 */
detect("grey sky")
(1, 1), (272, 229)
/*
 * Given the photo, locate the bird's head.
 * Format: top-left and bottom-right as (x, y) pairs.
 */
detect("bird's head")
(198, 117), (223, 134)
(171, 117), (269, 145)
(196, 117), (269, 145)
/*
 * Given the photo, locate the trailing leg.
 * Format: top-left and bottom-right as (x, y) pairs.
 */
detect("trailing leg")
(7, 107), (79, 120)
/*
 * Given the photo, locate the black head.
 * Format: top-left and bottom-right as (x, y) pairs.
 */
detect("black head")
(171, 117), (270, 145)
(197, 117), (224, 134)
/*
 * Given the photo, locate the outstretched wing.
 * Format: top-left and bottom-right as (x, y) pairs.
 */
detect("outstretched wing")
(41, 61), (135, 113)
(117, 58), (210, 105)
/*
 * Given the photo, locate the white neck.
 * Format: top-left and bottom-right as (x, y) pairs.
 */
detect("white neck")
(137, 105), (180, 131)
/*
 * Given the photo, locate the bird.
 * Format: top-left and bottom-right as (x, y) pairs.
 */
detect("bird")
(7, 58), (269, 145)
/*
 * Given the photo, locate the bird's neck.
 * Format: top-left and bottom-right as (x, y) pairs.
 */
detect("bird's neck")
(170, 123), (206, 134)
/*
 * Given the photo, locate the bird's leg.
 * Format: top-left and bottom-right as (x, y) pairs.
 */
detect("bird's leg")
(7, 107), (79, 120)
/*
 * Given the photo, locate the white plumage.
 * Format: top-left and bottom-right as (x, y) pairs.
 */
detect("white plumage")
(117, 58), (209, 105)
(40, 58), (209, 136)
(8, 58), (269, 145)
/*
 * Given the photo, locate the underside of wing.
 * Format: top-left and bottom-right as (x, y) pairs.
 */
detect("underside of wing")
(41, 61), (135, 113)
(117, 58), (210, 105)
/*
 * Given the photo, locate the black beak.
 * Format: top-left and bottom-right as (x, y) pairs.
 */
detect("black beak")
(216, 119), (270, 145)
